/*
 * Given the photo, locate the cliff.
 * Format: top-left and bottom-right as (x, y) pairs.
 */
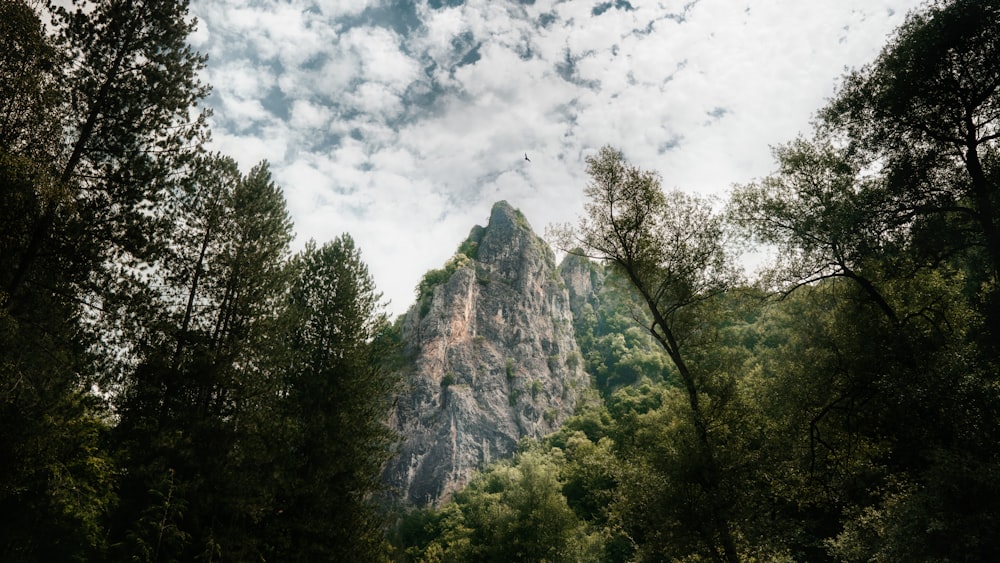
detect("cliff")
(558, 250), (605, 322)
(384, 201), (589, 506)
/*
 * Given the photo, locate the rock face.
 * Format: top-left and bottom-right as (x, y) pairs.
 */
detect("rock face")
(384, 201), (589, 506)
(558, 251), (605, 322)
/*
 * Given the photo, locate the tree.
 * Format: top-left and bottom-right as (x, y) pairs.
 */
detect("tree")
(557, 146), (746, 562)
(261, 236), (400, 561)
(110, 160), (294, 561)
(729, 139), (905, 324)
(402, 450), (600, 563)
(0, 3), (210, 553)
(729, 2), (1000, 558)
(0, 4), (117, 559)
(5, 0), (209, 305)
(561, 255), (675, 395)
(823, 0), (1000, 279)
(0, 0), (62, 166)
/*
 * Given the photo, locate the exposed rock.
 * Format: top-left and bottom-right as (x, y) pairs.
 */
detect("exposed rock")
(559, 251), (605, 321)
(384, 201), (589, 506)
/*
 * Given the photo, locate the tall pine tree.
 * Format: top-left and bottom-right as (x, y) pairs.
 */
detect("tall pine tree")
(262, 236), (400, 561)
(110, 160), (293, 561)
(1, 1), (206, 559)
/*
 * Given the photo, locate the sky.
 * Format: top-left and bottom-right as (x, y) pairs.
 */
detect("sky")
(187, 0), (926, 317)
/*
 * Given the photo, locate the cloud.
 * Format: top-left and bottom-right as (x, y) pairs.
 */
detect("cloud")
(189, 0), (924, 316)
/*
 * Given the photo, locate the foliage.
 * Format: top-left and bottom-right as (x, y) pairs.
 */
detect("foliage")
(566, 259), (676, 394)
(5, 0), (1000, 560)
(1, 3), (402, 558)
(261, 236), (400, 560)
(458, 225), (486, 260)
(395, 450), (603, 562)
(823, 0), (1000, 276)
(108, 158), (295, 561)
(557, 145), (749, 562)
(416, 253), (472, 317)
(1, 0), (206, 559)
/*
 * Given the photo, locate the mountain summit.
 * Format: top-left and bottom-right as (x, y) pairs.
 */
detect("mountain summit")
(383, 201), (589, 506)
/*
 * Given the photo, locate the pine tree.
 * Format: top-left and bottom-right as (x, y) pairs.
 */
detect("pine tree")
(110, 160), (293, 560)
(262, 236), (400, 561)
(0, 0), (209, 557)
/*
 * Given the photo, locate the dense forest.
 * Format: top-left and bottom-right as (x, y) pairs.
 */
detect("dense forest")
(1, 0), (400, 560)
(2, 0), (999, 561)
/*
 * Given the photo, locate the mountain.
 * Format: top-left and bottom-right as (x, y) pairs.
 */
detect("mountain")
(383, 201), (590, 506)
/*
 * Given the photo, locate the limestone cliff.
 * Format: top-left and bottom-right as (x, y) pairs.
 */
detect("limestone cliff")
(558, 251), (605, 322)
(384, 201), (589, 506)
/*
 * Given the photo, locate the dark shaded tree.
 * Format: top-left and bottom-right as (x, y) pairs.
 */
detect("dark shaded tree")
(0, 1), (206, 558)
(823, 0), (1000, 288)
(109, 160), (293, 561)
(261, 236), (400, 561)
(730, 2), (1000, 558)
(6, 0), (209, 305)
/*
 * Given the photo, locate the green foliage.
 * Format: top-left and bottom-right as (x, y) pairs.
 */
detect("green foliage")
(0, 0), (207, 559)
(416, 253), (471, 317)
(0, 1), (402, 560)
(563, 145), (747, 562)
(508, 388), (521, 406)
(564, 258), (676, 396)
(416, 225), (489, 318)
(513, 207), (532, 230)
(0, 0), (61, 163)
(6, 0), (1000, 560)
(723, 4), (1000, 560)
(457, 224), (486, 260)
(264, 235), (400, 560)
(108, 158), (296, 561)
(397, 450), (603, 562)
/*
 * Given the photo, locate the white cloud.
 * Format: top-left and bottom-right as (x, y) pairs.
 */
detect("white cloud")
(315, 0), (379, 18)
(347, 81), (405, 118)
(347, 27), (421, 89)
(189, 0), (925, 316)
(208, 130), (288, 171)
(216, 96), (271, 126)
(419, 7), (467, 59)
(289, 99), (333, 130)
(208, 60), (277, 101)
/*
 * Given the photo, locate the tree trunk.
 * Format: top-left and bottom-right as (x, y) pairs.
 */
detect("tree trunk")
(964, 123), (1000, 276)
(624, 263), (741, 563)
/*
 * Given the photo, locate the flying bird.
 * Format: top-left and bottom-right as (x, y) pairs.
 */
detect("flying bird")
(524, 153), (531, 162)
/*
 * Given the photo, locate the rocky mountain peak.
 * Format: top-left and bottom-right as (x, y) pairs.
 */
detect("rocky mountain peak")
(383, 202), (589, 506)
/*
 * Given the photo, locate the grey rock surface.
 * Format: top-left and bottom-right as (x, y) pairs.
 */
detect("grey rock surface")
(383, 201), (589, 506)
(558, 251), (605, 321)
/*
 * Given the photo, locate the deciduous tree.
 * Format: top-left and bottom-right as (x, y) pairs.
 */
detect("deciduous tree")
(557, 146), (746, 562)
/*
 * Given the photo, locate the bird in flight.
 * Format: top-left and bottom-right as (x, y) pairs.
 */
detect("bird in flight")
(524, 153), (531, 162)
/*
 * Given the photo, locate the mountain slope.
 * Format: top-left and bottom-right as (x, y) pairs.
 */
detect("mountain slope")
(383, 201), (589, 506)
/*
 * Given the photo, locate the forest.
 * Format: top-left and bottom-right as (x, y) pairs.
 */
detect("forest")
(2, 0), (999, 561)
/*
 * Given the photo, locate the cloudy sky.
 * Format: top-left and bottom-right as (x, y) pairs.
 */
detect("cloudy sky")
(187, 0), (924, 317)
